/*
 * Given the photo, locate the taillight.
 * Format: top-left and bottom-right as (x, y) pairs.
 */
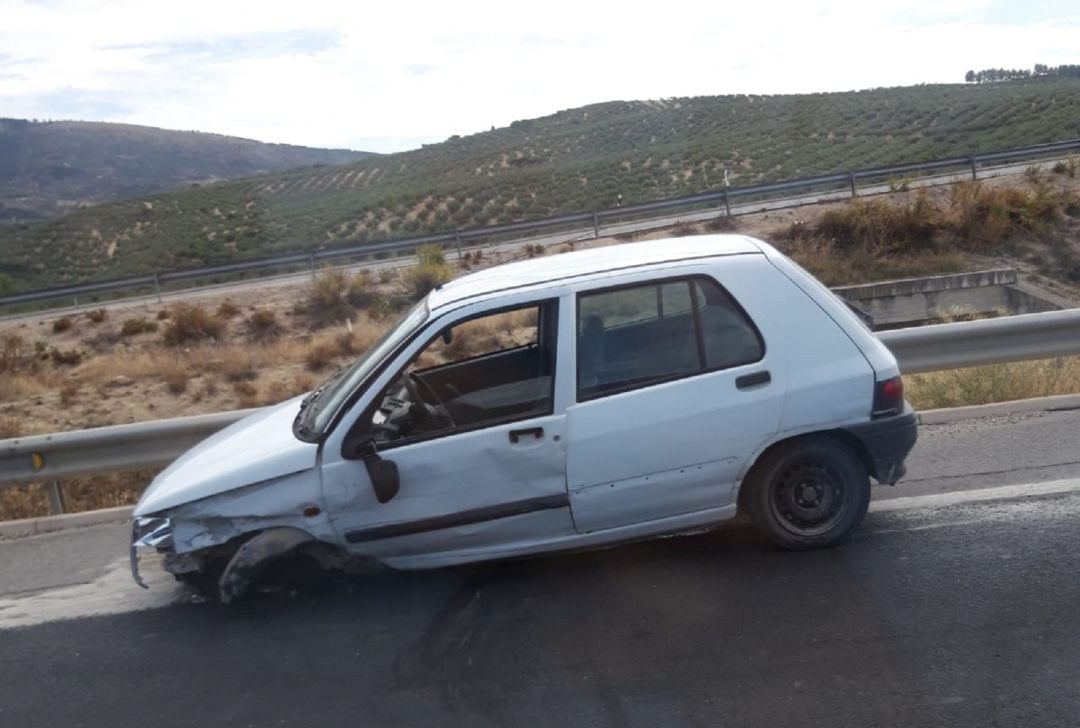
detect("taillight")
(872, 375), (904, 418)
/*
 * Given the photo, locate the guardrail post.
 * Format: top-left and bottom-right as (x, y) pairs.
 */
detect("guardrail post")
(45, 481), (66, 515)
(153, 273), (162, 303)
(308, 253), (317, 279)
(592, 211), (600, 239)
(970, 156), (978, 180)
(723, 191), (731, 217)
(455, 231), (464, 258)
(849, 173), (857, 198)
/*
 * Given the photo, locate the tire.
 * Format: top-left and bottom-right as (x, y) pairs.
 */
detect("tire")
(746, 436), (870, 550)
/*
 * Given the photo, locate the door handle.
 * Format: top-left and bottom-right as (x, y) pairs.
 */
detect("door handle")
(509, 426), (544, 443)
(736, 370), (771, 389)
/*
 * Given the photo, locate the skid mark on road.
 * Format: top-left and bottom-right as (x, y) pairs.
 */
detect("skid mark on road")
(0, 554), (186, 630)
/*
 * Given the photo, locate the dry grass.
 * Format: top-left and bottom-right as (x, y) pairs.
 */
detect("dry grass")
(906, 356), (1080, 410)
(0, 470), (157, 522)
(52, 316), (73, 333)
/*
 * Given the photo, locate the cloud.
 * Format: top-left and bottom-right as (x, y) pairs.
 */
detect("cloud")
(0, 0), (1076, 152)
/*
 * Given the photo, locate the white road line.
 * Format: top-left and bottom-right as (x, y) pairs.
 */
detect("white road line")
(871, 477), (1080, 512)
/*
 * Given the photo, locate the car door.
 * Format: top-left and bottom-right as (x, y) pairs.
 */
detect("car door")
(565, 268), (785, 533)
(318, 297), (575, 568)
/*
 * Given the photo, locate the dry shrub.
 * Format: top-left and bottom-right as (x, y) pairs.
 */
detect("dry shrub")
(0, 418), (20, 439)
(163, 304), (225, 345)
(216, 300), (241, 318)
(245, 308), (282, 342)
(156, 309), (170, 320)
(946, 182), (1063, 246)
(305, 341), (338, 371)
(0, 334), (36, 374)
(259, 372), (316, 406)
(671, 221), (698, 237)
(306, 266), (354, 326)
(59, 382), (80, 405)
(216, 348), (259, 382)
(121, 318), (158, 336)
(161, 362), (190, 394)
(49, 347), (83, 366)
(812, 192), (942, 254)
(52, 316), (74, 333)
(232, 380), (260, 408)
(524, 243), (545, 258)
(792, 182), (1076, 260)
(402, 260), (451, 301)
(86, 308), (108, 323)
(347, 272), (377, 307)
(292, 372), (314, 392)
(705, 215), (739, 232)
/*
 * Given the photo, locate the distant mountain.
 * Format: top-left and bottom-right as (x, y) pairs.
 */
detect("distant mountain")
(0, 119), (374, 223)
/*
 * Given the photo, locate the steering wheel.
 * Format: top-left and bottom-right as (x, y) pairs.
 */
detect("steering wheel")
(403, 371), (455, 428)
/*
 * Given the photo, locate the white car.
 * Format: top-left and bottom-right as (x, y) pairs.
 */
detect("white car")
(131, 235), (917, 602)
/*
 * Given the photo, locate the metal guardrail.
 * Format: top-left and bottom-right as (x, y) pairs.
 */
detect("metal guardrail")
(3, 138), (1078, 309)
(2, 309), (1080, 505)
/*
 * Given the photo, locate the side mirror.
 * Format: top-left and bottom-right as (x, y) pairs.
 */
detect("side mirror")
(442, 328), (453, 345)
(361, 446), (400, 503)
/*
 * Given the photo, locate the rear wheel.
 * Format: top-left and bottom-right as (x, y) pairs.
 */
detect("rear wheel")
(746, 437), (870, 550)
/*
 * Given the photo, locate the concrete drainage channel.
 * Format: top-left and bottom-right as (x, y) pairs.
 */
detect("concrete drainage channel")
(833, 269), (1072, 330)
(3, 392), (1079, 541)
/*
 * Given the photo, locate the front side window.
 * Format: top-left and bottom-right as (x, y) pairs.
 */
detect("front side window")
(368, 300), (558, 445)
(577, 276), (762, 400)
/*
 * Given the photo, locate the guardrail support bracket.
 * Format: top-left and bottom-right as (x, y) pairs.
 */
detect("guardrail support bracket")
(45, 481), (66, 515)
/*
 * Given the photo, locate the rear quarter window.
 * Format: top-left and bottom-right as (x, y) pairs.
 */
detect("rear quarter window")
(577, 275), (763, 401)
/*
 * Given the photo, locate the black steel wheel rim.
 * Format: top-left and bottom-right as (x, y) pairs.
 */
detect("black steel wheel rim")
(768, 457), (849, 537)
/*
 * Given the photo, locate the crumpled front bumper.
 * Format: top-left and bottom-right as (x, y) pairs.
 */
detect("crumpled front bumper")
(130, 517), (172, 588)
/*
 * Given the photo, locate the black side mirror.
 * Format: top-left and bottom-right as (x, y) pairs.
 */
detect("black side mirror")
(442, 328), (453, 345)
(360, 445), (400, 503)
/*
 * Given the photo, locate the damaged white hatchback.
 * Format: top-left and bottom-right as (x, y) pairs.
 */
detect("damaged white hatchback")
(132, 235), (917, 602)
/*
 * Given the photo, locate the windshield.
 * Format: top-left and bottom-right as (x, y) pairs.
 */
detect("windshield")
(295, 299), (428, 439)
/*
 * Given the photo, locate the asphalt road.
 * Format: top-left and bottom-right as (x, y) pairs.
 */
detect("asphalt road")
(2, 409), (1080, 727)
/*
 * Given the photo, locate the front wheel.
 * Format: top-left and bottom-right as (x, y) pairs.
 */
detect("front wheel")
(745, 437), (870, 550)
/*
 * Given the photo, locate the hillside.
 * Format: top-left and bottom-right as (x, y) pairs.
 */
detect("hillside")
(0, 119), (373, 223)
(2, 78), (1079, 290)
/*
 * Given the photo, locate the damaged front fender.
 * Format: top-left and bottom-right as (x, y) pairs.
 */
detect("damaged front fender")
(217, 527), (315, 604)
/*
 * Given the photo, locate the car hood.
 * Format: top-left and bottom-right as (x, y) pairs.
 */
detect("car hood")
(134, 396), (318, 517)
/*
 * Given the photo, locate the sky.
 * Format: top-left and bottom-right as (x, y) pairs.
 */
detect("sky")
(1, 0), (1076, 154)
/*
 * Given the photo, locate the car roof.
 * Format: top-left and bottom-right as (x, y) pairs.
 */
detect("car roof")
(428, 234), (766, 311)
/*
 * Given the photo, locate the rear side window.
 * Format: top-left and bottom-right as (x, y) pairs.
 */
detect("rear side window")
(577, 276), (763, 400)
